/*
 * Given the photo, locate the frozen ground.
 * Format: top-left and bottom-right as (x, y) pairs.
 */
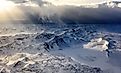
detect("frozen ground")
(0, 24), (121, 73)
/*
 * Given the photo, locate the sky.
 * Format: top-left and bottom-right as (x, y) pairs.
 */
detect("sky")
(0, 0), (121, 24)
(8, 0), (121, 5)
(8, 0), (108, 6)
(6, 0), (121, 6)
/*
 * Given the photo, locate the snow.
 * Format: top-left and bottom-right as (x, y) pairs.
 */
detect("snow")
(118, 3), (121, 7)
(0, 53), (103, 73)
(80, 1), (121, 8)
(0, 24), (121, 73)
(83, 38), (109, 51)
(50, 44), (121, 73)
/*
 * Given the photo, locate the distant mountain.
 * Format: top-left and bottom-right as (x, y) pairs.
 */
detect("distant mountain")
(79, 1), (121, 8)
(97, 1), (121, 8)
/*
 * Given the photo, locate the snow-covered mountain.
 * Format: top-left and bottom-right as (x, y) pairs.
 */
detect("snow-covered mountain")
(0, 53), (104, 73)
(79, 1), (121, 8)
(0, 24), (121, 73)
(0, 24), (105, 73)
(0, 0), (121, 73)
(97, 1), (121, 8)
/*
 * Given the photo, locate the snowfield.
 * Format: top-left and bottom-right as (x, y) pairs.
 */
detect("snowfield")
(0, 24), (121, 73)
(83, 38), (109, 51)
(0, 53), (103, 73)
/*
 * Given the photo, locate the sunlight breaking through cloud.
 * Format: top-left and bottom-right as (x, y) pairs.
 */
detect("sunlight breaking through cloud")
(0, 0), (51, 24)
(0, 0), (121, 24)
(0, 0), (26, 24)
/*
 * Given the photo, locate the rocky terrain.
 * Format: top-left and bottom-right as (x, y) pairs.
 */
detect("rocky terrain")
(0, 24), (121, 73)
(0, 53), (103, 73)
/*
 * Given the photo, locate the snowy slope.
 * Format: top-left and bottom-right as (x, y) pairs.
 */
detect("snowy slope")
(0, 24), (121, 73)
(0, 53), (103, 73)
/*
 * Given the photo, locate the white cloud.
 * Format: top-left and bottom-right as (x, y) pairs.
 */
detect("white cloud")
(8, 0), (50, 6)
(44, 0), (108, 6)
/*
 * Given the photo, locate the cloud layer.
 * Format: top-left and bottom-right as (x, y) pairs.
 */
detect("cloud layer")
(44, 0), (107, 6)
(8, 0), (50, 6)
(8, 0), (108, 6)
(1, 0), (121, 24)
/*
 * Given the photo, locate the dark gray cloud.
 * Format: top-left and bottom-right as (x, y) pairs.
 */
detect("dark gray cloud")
(8, 0), (29, 3)
(1, 0), (121, 24)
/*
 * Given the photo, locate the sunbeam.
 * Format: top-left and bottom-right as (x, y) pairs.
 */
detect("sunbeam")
(0, 0), (26, 24)
(0, 0), (15, 11)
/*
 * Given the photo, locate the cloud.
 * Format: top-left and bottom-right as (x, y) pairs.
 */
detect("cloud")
(44, 0), (108, 6)
(8, 0), (29, 3)
(8, 0), (51, 6)
(0, 0), (54, 24)
(1, 0), (121, 24)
